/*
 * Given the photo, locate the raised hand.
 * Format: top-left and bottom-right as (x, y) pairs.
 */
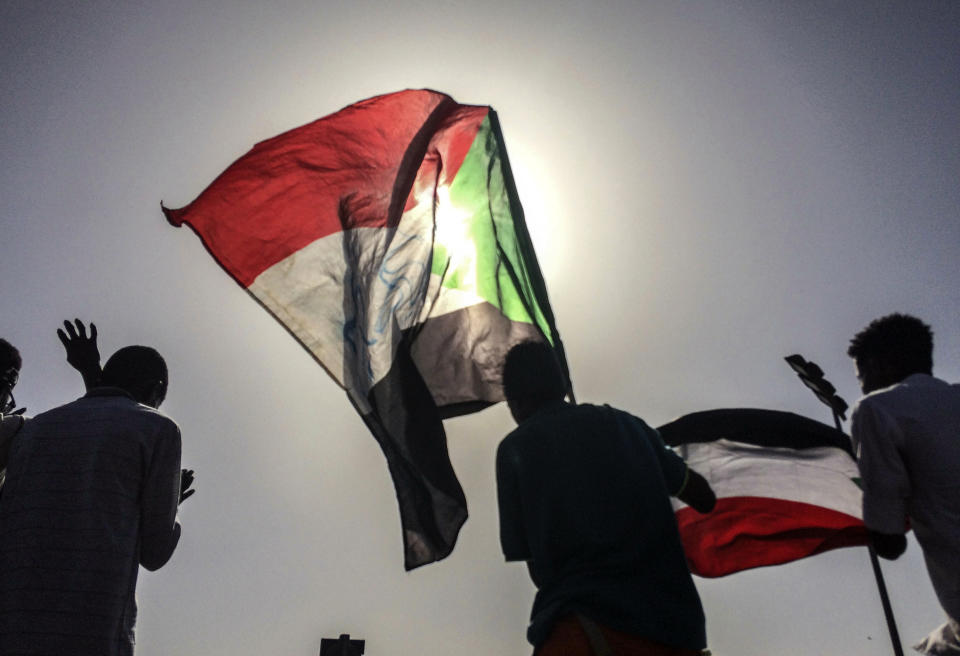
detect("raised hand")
(56, 319), (102, 390)
(179, 468), (196, 504)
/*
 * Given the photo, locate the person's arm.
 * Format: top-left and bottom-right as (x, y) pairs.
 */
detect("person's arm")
(139, 419), (184, 571)
(56, 319), (102, 390)
(495, 439), (531, 562)
(675, 467), (716, 514)
(640, 416), (716, 514)
(851, 399), (909, 559)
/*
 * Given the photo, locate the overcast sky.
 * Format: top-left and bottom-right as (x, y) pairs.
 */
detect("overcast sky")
(2, 1), (959, 654)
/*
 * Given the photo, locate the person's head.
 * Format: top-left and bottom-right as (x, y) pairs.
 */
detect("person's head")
(100, 346), (168, 408)
(0, 338), (22, 414)
(847, 313), (933, 394)
(502, 341), (566, 424)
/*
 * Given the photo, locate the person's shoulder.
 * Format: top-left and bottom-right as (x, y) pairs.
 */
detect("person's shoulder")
(0, 413), (26, 439)
(854, 389), (886, 411)
(903, 375), (960, 409)
(500, 420), (533, 450)
(21, 396), (89, 423)
(563, 403), (660, 441)
(857, 379), (910, 407)
(912, 373), (960, 394)
(852, 388), (894, 426)
(0, 412), (25, 426)
(564, 401), (626, 421)
(95, 395), (181, 434)
(131, 407), (182, 451)
(574, 402), (610, 414)
(862, 374), (942, 406)
(134, 403), (180, 431)
(593, 403), (655, 429)
(499, 403), (570, 450)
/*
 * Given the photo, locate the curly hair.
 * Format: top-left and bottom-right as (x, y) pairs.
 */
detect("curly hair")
(847, 313), (933, 376)
(101, 345), (168, 397)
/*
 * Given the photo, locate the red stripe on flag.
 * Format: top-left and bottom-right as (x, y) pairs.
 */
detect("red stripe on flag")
(163, 90), (487, 287)
(404, 104), (490, 214)
(676, 496), (869, 578)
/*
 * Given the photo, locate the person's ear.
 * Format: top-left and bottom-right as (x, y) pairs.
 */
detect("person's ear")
(143, 380), (167, 408)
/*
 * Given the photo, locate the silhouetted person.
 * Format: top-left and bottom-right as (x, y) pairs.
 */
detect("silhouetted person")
(0, 338), (24, 488)
(0, 338), (22, 416)
(848, 314), (960, 655)
(0, 345), (194, 655)
(496, 341), (716, 656)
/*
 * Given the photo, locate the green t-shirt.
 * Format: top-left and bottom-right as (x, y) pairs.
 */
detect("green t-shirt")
(496, 401), (706, 649)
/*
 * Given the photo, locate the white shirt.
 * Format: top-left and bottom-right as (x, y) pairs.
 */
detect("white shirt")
(851, 373), (960, 620)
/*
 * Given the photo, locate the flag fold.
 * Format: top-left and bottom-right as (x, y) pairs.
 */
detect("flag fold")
(657, 408), (869, 577)
(164, 89), (565, 569)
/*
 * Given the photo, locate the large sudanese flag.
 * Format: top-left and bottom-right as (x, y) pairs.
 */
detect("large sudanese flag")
(163, 89), (569, 569)
(657, 408), (870, 578)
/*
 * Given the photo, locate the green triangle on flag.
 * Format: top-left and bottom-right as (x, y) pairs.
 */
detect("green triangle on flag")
(163, 89), (570, 568)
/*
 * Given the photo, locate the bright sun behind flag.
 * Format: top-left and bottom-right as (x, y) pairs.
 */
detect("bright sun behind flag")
(163, 89), (569, 569)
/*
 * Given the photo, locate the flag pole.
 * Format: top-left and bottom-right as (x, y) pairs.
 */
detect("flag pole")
(828, 406), (904, 656)
(784, 355), (903, 656)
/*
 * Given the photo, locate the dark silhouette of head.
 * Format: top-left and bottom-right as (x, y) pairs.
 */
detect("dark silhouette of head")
(0, 339), (21, 374)
(502, 341), (566, 423)
(848, 313), (933, 393)
(0, 338), (21, 414)
(100, 346), (168, 408)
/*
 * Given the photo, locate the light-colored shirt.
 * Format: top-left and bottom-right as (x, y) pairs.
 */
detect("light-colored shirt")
(0, 388), (182, 655)
(851, 373), (960, 620)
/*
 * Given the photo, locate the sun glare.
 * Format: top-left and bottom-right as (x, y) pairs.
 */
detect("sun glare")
(433, 185), (478, 288)
(508, 158), (556, 277)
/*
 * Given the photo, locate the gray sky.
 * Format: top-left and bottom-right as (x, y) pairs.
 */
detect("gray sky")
(2, 1), (959, 654)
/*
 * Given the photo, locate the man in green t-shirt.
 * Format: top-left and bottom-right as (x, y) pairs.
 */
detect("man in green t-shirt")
(496, 341), (715, 655)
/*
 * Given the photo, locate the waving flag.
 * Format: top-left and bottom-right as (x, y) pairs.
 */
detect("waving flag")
(657, 409), (869, 577)
(164, 89), (567, 569)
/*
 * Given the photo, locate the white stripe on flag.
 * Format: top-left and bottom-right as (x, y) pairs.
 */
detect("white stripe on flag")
(673, 439), (862, 519)
(249, 216), (432, 397)
(249, 222), (486, 400)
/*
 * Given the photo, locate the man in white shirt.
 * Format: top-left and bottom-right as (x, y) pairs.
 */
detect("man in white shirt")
(848, 314), (960, 655)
